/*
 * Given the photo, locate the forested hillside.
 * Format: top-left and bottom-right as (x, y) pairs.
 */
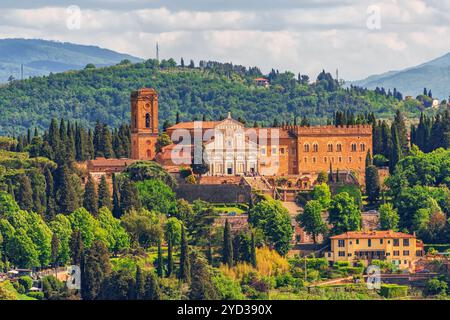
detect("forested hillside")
(0, 58), (440, 135)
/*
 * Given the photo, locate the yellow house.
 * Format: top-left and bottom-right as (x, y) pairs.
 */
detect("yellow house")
(325, 230), (424, 271)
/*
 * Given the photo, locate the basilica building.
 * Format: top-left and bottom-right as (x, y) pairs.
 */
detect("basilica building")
(127, 90), (375, 183)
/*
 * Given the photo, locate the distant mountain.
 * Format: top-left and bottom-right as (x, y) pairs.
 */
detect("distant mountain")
(0, 38), (143, 82)
(352, 52), (450, 100)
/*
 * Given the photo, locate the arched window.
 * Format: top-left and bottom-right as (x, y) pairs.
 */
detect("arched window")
(304, 143), (310, 152)
(312, 157), (317, 163)
(337, 143), (342, 152)
(145, 113), (151, 128)
(327, 143), (333, 152)
(351, 143), (357, 152)
(313, 143), (318, 152)
(360, 143), (366, 152)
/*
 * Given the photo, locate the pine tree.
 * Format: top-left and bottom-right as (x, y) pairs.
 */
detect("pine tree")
(97, 175), (112, 210)
(178, 227), (190, 283)
(83, 175), (98, 216)
(222, 219), (233, 266)
(17, 174), (33, 211)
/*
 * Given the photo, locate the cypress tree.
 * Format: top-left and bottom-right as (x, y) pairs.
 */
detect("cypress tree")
(56, 165), (78, 214)
(157, 241), (164, 278)
(17, 174), (33, 212)
(119, 178), (140, 215)
(51, 233), (60, 268)
(44, 167), (56, 221)
(93, 121), (103, 158)
(328, 162), (334, 183)
(47, 118), (60, 154)
(70, 229), (84, 265)
(178, 227), (190, 283)
(393, 110), (408, 153)
(98, 175), (112, 210)
(87, 129), (95, 160)
(222, 219), (233, 266)
(75, 125), (85, 161)
(189, 251), (219, 300)
(390, 124), (403, 173)
(365, 149), (373, 167)
(112, 173), (121, 218)
(250, 232), (257, 268)
(143, 271), (161, 300)
(83, 175), (98, 216)
(102, 124), (114, 159)
(365, 165), (380, 205)
(135, 265), (145, 300)
(81, 240), (111, 300)
(167, 238), (173, 277)
(381, 121), (392, 159)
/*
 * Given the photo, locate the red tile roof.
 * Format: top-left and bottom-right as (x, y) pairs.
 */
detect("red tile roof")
(330, 230), (416, 240)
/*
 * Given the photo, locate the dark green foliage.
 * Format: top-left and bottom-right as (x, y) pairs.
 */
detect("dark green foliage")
(250, 232), (257, 268)
(222, 220), (233, 266)
(0, 60), (411, 136)
(123, 161), (176, 188)
(119, 177), (140, 216)
(70, 229), (84, 265)
(112, 173), (121, 218)
(389, 124), (403, 173)
(83, 175), (98, 216)
(50, 233), (60, 267)
(189, 250), (219, 300)
(167, 238), (173, 277)
(157, 241), (164, 278)
(328, 192), (361, 235)
(379, 284), (408, 299)
(99, 268), (135, 300)
(16, 174), (33, 212)
(98, 175), (112, 210)
(81, 240), (111, 300)
(365, 165), (380, 204)
(178, 227), (190, 283)
(55, 164), (80, 214)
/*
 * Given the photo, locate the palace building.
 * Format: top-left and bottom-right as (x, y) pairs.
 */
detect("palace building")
(86, 88), (373, 185)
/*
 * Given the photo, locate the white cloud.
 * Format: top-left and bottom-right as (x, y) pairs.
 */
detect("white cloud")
(0, 0), (449, 80)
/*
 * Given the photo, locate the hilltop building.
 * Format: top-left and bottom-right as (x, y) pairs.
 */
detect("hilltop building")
(325, 230), (424, 271)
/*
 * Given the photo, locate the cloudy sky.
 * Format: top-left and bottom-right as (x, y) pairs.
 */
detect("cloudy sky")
(1, 0), (449, 80)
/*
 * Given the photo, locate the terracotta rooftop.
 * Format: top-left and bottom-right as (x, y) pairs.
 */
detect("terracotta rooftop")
(167, 121), (220, 130)
(330, 230), (416, 240)
(88, 158), (136, 167)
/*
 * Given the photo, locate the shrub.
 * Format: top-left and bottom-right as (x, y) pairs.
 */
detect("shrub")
(185, 175), (196, 184)
(12, 281), (26, 294)
(426, 278), (448, 296)
(27, 292), (44, 300)
(379, 284), (408, 299)
(18, 276), (33, 292)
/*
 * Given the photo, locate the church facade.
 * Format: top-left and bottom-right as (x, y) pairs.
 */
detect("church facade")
(115, 88), (372, 184)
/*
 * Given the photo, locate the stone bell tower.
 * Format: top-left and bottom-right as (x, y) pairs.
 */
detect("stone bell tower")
(130, 88), (158, 160)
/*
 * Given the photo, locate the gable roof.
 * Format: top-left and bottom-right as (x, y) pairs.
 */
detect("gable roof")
(330, 230), (416, 240)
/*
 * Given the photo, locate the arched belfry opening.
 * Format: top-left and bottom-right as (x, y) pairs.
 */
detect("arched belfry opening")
(146, 113), (151, 128)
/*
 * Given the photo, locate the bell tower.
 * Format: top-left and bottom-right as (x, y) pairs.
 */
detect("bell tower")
(131, 88), (158, 160)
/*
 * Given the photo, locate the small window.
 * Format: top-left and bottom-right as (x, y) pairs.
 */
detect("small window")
(393, 251), (400, 256)
(261, 148), (266, 155)
(380, 239), (383, 244)
(327, 144), (333, 152)
(360, 143), (366, 152)
(313, 144), (318, 152)
(403, 251), (410, 256)
(351, 143), (357, 152)
(336, 144), (342, 152)
(272, 147), (277, 155)
(338, 240), (345, 247)
(403, 239), (410, 246)
(280, 148), (285, 154)
(356, 239), (359, 245)
(393, 239), (400, 247)
(338, 251), (346, 257)
(304, 144), (310, 152)
(368, 239), (372, 247)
